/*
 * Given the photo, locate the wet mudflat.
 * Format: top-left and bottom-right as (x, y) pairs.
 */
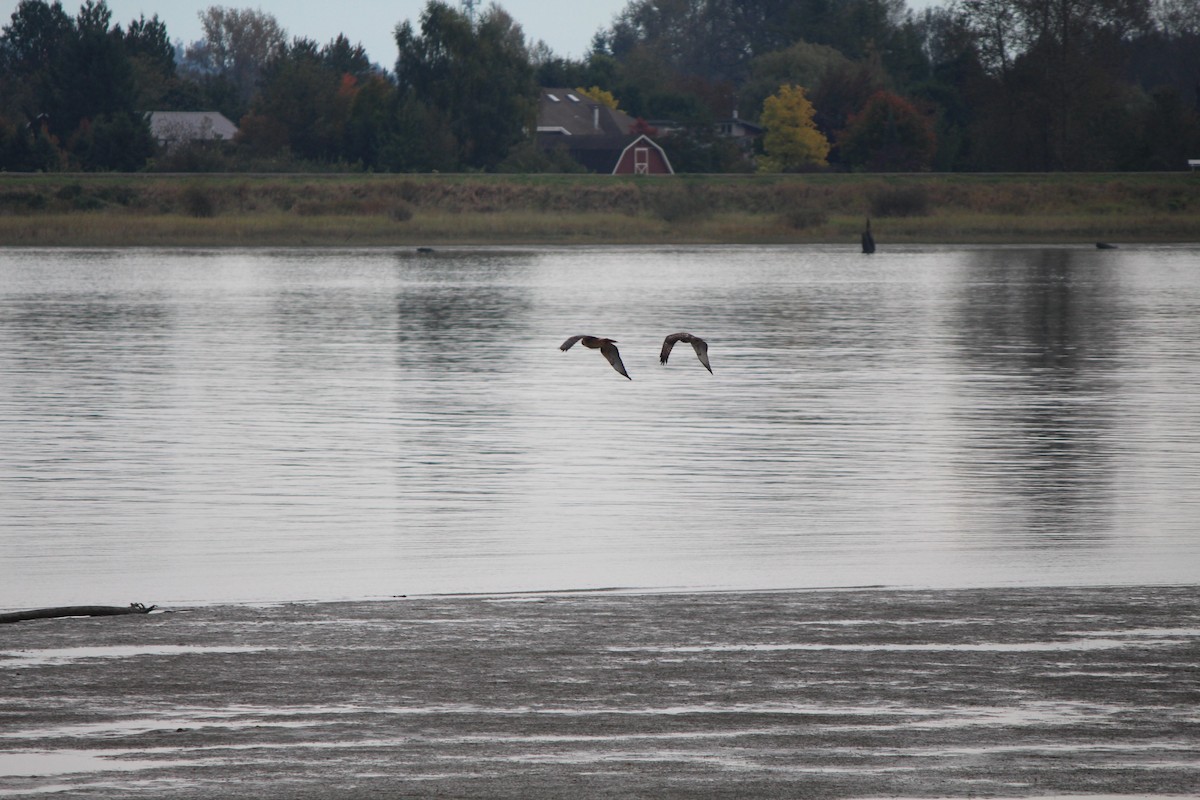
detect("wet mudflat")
(2, 585), (1198, 799)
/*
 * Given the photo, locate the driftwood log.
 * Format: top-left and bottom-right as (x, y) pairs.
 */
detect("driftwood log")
(0, 602), (156, 624)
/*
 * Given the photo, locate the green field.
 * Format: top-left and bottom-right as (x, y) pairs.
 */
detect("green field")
(1, 172), (1198, 246)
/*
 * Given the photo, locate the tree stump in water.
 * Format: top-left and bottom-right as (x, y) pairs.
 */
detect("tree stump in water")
(862, 218), (876, 253)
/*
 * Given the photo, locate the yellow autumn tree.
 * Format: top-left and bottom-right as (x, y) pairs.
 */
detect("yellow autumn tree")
(576, 86), (621, 111)
(758, 84), (830, 172)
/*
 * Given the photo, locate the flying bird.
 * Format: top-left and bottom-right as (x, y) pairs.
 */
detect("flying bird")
(560, 335), (631, 379)
(660, 332), (712, 374)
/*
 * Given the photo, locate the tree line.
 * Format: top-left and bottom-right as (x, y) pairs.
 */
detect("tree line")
(1, 0), (1198, 173)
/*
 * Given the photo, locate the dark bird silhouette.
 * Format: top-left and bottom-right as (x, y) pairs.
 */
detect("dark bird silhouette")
(560, 335), (631, 379)
(861, 218), (876, 254)
(660, 332), (712, 374)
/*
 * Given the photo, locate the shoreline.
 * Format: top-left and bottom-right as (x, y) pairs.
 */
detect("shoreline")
(7, 576), (1199, 618)
(2, 584), (1197, 798)
(3, 240), (1199, 251)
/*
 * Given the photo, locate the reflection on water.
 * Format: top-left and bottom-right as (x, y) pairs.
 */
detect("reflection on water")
(948, 249), (1124, 543)
(0, 245), (1197, 606)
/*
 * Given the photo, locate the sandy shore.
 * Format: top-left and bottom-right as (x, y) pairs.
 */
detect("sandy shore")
(2, 585), (1198, 799)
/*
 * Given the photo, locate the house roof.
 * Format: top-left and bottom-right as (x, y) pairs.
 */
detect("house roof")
(146, 111), (238, 143)
(536, 89), (636, 137)
(648, 117), (766, 137)
(537, 133), (628, 172)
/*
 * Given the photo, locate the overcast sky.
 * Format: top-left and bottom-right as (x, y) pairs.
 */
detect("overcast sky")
(4, 0), (942, 69)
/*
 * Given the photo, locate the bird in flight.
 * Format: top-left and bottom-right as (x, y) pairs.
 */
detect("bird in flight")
(660, 332), (712, 374)
(560, 335), (631, 379)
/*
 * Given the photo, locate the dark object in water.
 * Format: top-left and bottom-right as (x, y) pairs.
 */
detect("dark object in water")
(560, 335), (631, 380)
(862, 218), (876, 254)
(660, 332), (713, 374)
(1096, 242), (1118, 249)
(416, 247), (435, 253)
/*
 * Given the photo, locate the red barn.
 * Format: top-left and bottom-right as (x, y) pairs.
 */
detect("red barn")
(612, 134), (674, 175)
(535, 89), (674, 175)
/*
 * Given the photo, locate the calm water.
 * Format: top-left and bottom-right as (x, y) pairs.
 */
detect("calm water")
(1, 245), (1197, 607)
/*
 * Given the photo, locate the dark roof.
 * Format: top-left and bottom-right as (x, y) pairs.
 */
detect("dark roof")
(537, 133), (630, 173)
(537, 88), (636, 137)
(537, 133), (673, 174)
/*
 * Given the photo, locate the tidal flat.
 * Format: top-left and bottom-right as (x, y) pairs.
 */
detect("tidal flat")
(1, 585), (1197, 799)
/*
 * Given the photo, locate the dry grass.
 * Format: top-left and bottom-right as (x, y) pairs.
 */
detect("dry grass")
(1, 172), (1198, 246)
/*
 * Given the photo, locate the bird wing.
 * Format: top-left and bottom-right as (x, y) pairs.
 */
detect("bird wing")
(600, 340), (632, 379)
(660, 332), (687, 365)
(689, 337), (713, 373)
(560, 335), (586, 352)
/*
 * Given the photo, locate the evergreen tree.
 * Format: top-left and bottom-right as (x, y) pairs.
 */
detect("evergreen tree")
(50, 0), (137, 134)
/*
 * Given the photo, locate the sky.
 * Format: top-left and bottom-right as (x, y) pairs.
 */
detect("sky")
(5, 0), (942, 69)
(6, 0), (631, 66)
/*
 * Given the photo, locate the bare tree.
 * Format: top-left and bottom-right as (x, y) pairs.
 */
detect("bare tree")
(956, 0), (1151, 169)
(957, 0), (1150, 78)
(181, 6), (287, 108)
(1152, 0), (1200, 35)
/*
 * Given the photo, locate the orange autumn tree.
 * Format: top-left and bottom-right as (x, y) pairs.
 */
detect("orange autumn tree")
(837, 90), (936, 172)
(757, 84), (830, 172)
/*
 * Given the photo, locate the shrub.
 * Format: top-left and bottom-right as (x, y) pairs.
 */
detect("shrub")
(72, 194), (105, 211)
(95, 185), (138, 206)
(838, 91), (936, 172)
(646, 184), (713, 223)
(181, 185), (216, 218)
(869, 185), (930, 217)
(395, 180), (422, 203)
(293, 199), (363, 216)
(389, 200), (415, 222)
(0, 190), (47, 211)
(781, 207), (828, 229)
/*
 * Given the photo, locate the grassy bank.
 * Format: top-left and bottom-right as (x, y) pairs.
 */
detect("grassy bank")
(1, 172), (1198, 246)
